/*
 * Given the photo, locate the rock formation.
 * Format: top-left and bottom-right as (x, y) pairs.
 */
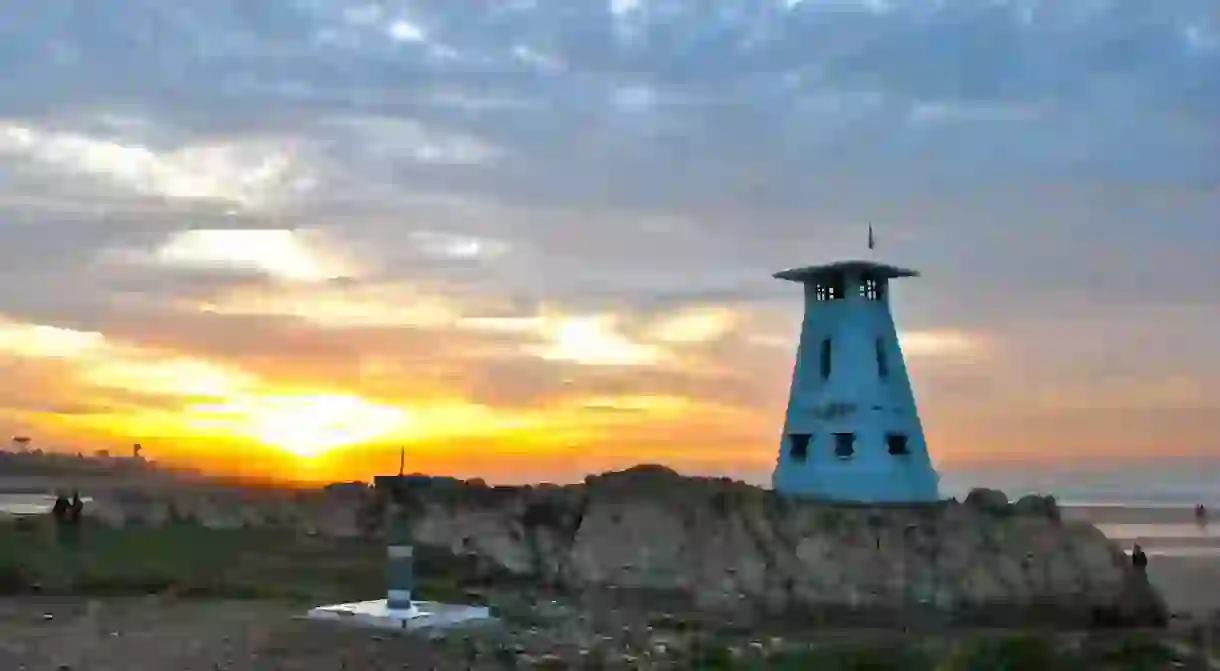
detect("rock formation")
(79, 465), (1165, 628)
(377, 465), (1165, 628)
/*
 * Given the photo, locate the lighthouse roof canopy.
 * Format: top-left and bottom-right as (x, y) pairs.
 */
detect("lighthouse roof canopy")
(772, 259), (919, 283)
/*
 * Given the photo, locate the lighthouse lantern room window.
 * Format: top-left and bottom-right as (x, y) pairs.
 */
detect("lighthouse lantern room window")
(813, 272), (846, 302)
(861, 276), (884, 300)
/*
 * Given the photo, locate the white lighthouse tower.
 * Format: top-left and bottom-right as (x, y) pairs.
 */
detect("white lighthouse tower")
(771, 258), (940, 502)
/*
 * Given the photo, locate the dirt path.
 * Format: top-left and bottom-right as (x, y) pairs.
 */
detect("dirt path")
(0, 595), (1201, 670)
(0, 598), (449, 671)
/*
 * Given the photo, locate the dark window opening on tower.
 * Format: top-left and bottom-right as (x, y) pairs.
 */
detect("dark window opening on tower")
(788, 434), (811, 462)
(861, 277), (884, 300)
(834, 433), (855, 459)
(820, 338), (832, 379)
(828, 273), (845, 299)
(813, 273), (846, 302)
(876, 338), (889, 379)
(887, 433), (910, 456)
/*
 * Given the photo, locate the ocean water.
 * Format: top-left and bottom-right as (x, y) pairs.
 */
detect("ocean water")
(1096, 522), (1220, 555)
(940, 462), (1220, 509)
(940, 463), (1220, 558)
(0, 493), (92, 516)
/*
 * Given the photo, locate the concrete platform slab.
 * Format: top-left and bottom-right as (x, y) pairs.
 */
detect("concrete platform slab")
(305, 599), (493, 632)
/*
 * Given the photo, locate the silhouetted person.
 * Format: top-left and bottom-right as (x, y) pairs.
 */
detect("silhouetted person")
(1196, 504), (1208, 527)
(51, 492), (70, 526)
(1131, 543), (1148, 571)
(69, 491), (83, 526)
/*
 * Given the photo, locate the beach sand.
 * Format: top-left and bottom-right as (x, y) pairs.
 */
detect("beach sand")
(1064, 505), (1220, 618)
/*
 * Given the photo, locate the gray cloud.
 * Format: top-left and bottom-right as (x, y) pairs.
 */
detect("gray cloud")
(0, 0), (1216, 470)
(1, 1), (1213, 298)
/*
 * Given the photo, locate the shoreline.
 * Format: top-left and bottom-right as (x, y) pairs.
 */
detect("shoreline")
(1061, 505), (1220, 618)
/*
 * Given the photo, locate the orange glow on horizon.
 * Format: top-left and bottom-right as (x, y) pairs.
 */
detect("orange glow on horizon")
(180, 394), (412, 458)
(0, 299), (1207, 487)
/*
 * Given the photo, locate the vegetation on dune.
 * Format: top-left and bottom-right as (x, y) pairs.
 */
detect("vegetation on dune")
(0, 516), (468, 603)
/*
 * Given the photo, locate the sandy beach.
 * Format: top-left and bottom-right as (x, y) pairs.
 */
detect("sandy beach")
(1063, 504), (1220, 617)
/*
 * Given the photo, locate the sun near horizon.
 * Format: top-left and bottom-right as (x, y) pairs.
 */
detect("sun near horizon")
(0, 2), (1216, 484)
(3, 284), (1215, 487)
(0, 304), (806, 484)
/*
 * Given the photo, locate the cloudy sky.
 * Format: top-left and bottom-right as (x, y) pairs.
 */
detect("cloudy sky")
(0, 0), (1216, 484)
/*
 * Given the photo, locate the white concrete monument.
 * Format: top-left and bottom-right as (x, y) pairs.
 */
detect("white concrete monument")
(771, 258), (941, 502)
(306, 502), (492, 631)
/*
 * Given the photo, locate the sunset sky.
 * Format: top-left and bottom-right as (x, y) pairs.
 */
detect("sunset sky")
(0, 1), (1216, 485)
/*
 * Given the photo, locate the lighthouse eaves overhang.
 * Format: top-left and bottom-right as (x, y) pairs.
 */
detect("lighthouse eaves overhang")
(773, 260), (919, 283)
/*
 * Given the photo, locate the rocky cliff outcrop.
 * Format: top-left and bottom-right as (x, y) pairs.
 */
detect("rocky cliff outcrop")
(377, 465), (1164, 628)
(80, 465), (1164, 627)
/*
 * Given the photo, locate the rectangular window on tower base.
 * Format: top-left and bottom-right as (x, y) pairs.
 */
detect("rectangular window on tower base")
(887, 433), (910, 456)
(833, 433), (855, 459)
(788, 434), (810, 462)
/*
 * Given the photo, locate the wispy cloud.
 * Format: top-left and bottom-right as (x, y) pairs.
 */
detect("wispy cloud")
(0, 121), (312, 207)
(135, 229), (358, 283)
(0, 0), (1215, 482)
